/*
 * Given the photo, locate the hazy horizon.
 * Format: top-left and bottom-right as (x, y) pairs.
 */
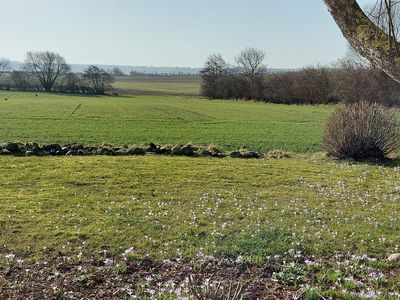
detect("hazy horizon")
(7, 60), (301, 71)
(1, 0), (373, 68)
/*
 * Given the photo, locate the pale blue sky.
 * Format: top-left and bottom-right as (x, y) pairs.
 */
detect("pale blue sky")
(0, 0), (372, 68)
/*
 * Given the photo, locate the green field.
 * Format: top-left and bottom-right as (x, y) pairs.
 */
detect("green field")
(0, 91), (331, 153)
(113, 76), (201, 96)
(1, 91), (400, 298)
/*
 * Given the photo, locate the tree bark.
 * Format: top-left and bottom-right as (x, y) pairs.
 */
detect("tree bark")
(323, 0), (400, 82)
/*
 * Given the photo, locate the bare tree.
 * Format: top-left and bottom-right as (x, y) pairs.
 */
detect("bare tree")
(323, 0), (400, 82)
(367, 0), (400, 54)
(112, 67), (126, 77)
(24, 51), (70, 92)
(0, 58), (10, 78)
(235, 48), (266, 88)
(11, 71), (35, 91)
(342, 44), (371, 68)
(200, 53), (228, 98)
(83, 65), (114, 94)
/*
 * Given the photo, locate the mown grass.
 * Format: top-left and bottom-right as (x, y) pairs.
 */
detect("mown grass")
(0, 91), (332, 152)
(2, 155), (400, 298)
(1, 155), (399, 262)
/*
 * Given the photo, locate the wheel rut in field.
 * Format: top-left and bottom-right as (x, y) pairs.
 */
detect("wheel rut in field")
(165, 106), (215, 121)
(144, 105), (185, 120)
(71, 103), (82, 115)
(144, 104), (215, 121)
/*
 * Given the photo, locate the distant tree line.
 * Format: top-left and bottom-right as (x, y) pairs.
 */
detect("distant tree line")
(100, 66), (200, 78)
(128, 71), (200, 78)
(201, 48), (400, 106)
(0, 51), (114, 95)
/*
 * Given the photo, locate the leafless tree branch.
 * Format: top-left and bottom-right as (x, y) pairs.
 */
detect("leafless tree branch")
(24, 51), (70, 92)
(0, 58), (10, 78)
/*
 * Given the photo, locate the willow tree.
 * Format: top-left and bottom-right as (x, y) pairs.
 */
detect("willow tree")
(324, 0), (400, 82)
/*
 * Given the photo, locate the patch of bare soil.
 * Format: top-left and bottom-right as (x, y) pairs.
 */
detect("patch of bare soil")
(0, 258), (301, 299)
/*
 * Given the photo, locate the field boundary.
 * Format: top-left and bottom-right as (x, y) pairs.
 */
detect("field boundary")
(0, 141), (264, 159)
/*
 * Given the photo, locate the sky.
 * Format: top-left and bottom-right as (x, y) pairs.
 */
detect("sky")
(0, 0), (373, 68)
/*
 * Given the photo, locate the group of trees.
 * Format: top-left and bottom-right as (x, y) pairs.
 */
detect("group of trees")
(201, 48), (267, 99)
(200, 1), (400, 107)
(0, 51), (114, 94)
(200, 47), (400, 105)
(265, 54), (400, 105)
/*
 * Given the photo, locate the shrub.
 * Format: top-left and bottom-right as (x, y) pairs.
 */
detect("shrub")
(323, 102), (399, 160)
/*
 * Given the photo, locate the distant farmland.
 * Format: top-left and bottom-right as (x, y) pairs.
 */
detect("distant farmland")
(0, 91), (332, 152)
(112, 75), (202, 96)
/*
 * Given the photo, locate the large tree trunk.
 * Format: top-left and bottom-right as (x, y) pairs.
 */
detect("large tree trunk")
(323, 0), (400, 83)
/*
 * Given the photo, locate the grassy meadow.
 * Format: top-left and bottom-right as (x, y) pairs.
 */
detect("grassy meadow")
(1, 90), (400, 298)
(0, 91), (332, 152)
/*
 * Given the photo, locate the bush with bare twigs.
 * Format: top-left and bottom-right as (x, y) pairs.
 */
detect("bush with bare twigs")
(323, 102), (399, 160)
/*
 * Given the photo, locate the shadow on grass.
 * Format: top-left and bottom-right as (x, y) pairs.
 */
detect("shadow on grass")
(326, 153), (400, 168)
(375, 158), (400, 167)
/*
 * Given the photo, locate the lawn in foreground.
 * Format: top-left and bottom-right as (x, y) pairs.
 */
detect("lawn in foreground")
(0, 91), (331, 152)
(1, 155), (399, 260)
(1, 155), (400, 298)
